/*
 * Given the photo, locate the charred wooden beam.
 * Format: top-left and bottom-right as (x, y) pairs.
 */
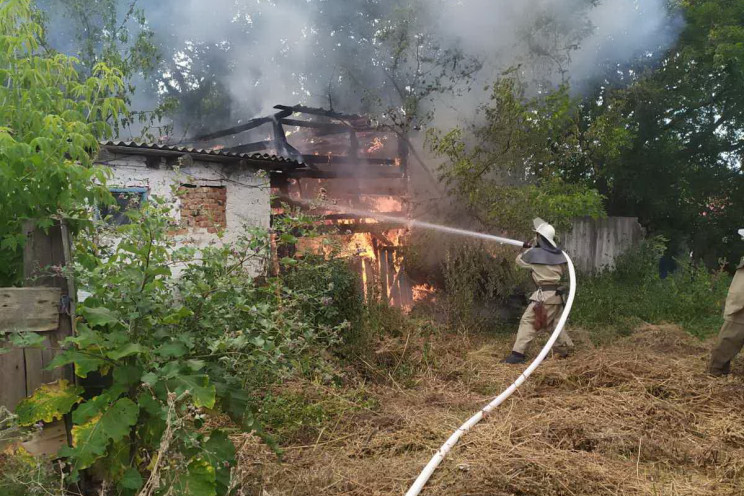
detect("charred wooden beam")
(280, 119), (353, 133)
(278, 169), (405, 179)
(274, 104), (366, 121)
(271, 110), (305, 164)
(349, 131), (359, 160)
(301, 155), (397, 166)
(191, 117), (272, 141)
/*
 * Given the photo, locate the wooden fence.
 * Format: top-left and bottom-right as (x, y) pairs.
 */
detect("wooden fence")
(0, 221), (75, 411)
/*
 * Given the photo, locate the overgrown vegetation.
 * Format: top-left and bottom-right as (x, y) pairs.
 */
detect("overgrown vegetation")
(572, 238), (732, 339)
(4, 200), (364, 495)
(0, 0), (126, 285)
(429, 78), (608, 235)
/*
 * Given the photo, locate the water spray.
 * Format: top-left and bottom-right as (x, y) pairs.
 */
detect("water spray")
(280, 198), (577, 495)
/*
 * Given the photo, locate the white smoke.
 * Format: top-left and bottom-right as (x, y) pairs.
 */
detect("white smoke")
(40, 0), (683, 131)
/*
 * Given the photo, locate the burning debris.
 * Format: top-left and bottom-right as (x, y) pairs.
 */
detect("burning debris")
(191, 104), (414, 309)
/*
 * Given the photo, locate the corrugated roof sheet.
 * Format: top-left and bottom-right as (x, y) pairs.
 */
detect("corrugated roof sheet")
(100, 141), (303, 167)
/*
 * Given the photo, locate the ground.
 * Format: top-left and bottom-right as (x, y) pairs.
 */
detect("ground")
(230, 324), (744, 495)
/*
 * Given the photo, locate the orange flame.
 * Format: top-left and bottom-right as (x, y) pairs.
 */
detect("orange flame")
(367, 137), (384, 154)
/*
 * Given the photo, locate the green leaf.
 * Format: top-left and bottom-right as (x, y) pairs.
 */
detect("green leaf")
(141, 371), (158, 386)
(113, 364), (143, 388)
(176, 457), (217, 496)
(184, 359), (206, 372)
(7, 332), (46, 348)
(120, 467), (143, 491)
(16, 380), (84, 426)
(170, 375), (216, 409)
(155, 342), (187, 358)
(80, 306), (120, 327)
(280, 257), (298, 266)
(72, 396), (106, 425)
(203, 430), (236, 495)
(279, 233), (298, 244)
(137, 392), (167, 446)
(49, 350), (106, 378)
(107, 343), (145, 360)
(60, 398), (139, 470)
(162, 306), (194, 324)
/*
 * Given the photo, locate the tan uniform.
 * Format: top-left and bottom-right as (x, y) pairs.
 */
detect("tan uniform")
(512, 253), (574, 355)
(709, 258), (744, 374)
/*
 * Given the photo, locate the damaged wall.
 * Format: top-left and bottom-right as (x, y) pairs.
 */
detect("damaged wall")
(96, 151), (270, 271)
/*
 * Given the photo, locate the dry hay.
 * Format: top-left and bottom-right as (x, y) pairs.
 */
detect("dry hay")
(232, 324), (744, 495)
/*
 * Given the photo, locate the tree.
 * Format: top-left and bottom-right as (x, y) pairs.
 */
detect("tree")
(429, 76), (607, 235)
(36, 0), (171, 140)
(577, 0), (744, 268)
(0, 0), (127, 285)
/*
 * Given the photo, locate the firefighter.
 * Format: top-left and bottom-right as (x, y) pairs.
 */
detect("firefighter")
(503, 218), (574, 365)
(708, 228), (744, 376)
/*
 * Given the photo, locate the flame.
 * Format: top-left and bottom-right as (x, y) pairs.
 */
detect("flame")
(412, 284), (436, 302)
(367, 137), (384, 154)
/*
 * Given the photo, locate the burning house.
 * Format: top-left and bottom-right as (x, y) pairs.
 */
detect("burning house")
(96, 105), (414, 307)
(192, 105), (414, 308)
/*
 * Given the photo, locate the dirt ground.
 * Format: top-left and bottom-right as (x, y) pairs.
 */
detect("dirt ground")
(233, 324), (744, 495)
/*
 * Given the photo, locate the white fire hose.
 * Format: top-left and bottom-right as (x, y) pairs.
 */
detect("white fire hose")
(404, 247), (577, 496)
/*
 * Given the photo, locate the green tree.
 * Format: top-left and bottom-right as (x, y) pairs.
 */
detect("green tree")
(36, 0), (172, 140)
(0, 0), (127, 285)
(578, 0), (744, 268)
(429, 77), (608, 235)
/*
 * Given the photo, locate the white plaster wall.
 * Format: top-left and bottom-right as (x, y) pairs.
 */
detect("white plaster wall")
(98, 153), (271, 272)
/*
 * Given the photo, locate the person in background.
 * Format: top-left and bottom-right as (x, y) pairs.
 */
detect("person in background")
(503, 218), (574, 365)
(708, 228), (744, 376)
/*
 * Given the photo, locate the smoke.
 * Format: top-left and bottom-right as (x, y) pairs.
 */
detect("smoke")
(40, 0), (682, 133)
(431, 0), (683, 124)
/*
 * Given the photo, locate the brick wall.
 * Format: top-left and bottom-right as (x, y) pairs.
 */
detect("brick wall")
(178, 185), (227, 233)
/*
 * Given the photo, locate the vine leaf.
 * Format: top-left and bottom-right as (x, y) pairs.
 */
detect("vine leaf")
(15, 380), (84, 426)
(120, 467), (144, 491)
(175, 457), (217, 496)
(106, 342), (145, 360)
(203, 430), (236, 495)
(60, 398), (139, 469)
(170, 375), (216, 408)
(48, 350), (106, 378)
(80, 306), (120, 327)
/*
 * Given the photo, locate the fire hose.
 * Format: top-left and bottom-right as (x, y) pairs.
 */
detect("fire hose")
(404, 244), (577, 496)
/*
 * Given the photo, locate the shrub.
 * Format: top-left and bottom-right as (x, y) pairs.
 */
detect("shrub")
(7, 199), (360, 495)
(571, 238), (732, 338)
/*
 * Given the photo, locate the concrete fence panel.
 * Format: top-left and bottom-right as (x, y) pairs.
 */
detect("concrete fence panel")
(563, 217), (645, 273)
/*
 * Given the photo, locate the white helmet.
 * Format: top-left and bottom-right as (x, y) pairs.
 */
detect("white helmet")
(739, 228), (744, 241)
(533, 217), (557, 248)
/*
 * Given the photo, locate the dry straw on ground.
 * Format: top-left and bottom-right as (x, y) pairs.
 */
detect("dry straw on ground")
(232, 324), (744, 495)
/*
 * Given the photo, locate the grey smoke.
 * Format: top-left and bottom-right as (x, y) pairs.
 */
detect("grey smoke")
(40, 0), (682, 132)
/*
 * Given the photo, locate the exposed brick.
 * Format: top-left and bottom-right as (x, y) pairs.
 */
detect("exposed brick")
(178, 185), (227, 232)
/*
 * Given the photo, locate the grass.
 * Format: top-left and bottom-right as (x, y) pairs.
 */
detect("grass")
(230, 323), (744, 495)
(571, 239), (732, 339)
